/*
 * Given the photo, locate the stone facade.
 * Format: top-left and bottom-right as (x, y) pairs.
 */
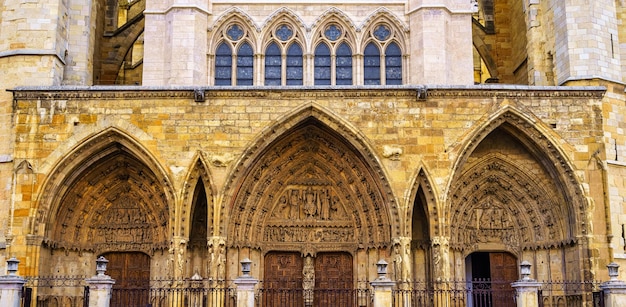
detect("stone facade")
(1, 0), (626, 298)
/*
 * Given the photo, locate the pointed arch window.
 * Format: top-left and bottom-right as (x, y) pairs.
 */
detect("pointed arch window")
(213, 23), (255, 86)
(336, 43), (353, 85)
(364, 43), (381, 85)
(385, 42), (402, 85)
(363, 23), (403, 85)
(313, 23), (353, 86)
(265, 43), (281, 86)
(314, 43), (331, 85)
(286, 43), (303, 85)
(237, 43), (253, 85)
(263, 24), (303, 86)
(215, 42), (233, 86)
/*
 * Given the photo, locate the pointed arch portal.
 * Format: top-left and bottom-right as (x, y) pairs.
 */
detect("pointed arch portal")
(227, 116), (394, 254)
(40, 129), (171, 255)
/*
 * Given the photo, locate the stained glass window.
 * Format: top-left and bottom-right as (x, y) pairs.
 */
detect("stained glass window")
(385, 42), (402, 85)
(324, 24), (342, 41)
(236, 43), (253, 86)
(336, 43), (352, 85)
(226, 24), (243, 41)
(364, 43), (380, 85)
(373, 24), (390, 41)
(265, 43), (281, 86)
(286, 44), (303, 85)
(314, 43), (331, 85)
(215, 42), (232, 86)
(276, 25), (294, 41)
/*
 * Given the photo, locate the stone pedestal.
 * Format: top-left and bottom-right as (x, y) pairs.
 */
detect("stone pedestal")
(86, 275), (115, 307)
(233, 276), (258, 307)
(511, 280), (542, 307)
(0, 276), (26, 307)
(601, 281), (626, 307)
(370, 278), (396, 307)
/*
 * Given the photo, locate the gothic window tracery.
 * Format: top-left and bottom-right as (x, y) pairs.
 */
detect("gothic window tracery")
(265, 23), (304, 86)
(313, 23), (353, 85)
(214, 23), (254, 86)
(363, 23), (403, 85)
(264, 24), (304, 86)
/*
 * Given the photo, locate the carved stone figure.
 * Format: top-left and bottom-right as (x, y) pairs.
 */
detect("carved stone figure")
(303, 256), (315, 306)
(177, 239), (186, 276)
(304, 187), (317, 219)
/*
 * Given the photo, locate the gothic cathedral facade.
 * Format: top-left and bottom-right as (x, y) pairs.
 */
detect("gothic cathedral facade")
(1, 0), (626, 294)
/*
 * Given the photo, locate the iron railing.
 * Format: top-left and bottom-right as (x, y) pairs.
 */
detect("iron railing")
(256, 280), (372, 307)
(110, 279), (236, 307)
(22, 276), (89, 307)
(392, 279), (516, 307)
(538, 280), (603, 307)
(19, 277), (607, 307)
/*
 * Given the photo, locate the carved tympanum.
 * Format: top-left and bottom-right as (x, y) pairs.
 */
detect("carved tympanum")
(228, 119), (392, 249)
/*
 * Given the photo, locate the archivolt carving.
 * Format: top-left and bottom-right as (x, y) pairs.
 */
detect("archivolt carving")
(449, 111), (585, 239)
(45, 154), (169, 254)
(450, 156), (568, 251)
(227, 119), (393, 250)
(39, 129), (172, 253)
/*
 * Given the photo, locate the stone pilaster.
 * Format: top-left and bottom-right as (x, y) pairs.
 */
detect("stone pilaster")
(406, 0), (475, 85)
(143, 0), (209, 85)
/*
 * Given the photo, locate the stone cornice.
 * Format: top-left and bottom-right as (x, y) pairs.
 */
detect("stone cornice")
(8, 85), (606, 100)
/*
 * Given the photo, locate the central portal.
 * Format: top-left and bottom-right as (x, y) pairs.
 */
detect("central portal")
(263, 252), (353, 306)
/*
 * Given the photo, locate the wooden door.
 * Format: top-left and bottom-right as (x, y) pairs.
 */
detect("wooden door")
(264, 252), (304, 307)
(489, 252), (517, 307)
(105, 252), (150, 307)
(315, 252), (354, 307)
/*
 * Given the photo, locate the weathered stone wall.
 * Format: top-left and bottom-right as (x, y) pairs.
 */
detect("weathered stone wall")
(7, 86), (609, 278)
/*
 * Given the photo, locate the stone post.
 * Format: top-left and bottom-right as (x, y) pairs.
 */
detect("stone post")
(370, 259), (396, 307)
(233, 258), (258, 307)
(511, 260), (542, 307)
(601, 262), (626, 307)
(0, 257), (26, 307)
(85, 256), (115, 307)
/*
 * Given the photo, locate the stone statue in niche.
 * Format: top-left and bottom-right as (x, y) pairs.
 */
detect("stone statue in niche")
(208, 238), (226, 280)
(393, 245), (402, 281)
(304, 187), (317, 219)
(216, 242), (226, 280)
(177, 239), (186, 277)
(289, 190), (301, 219)
(207, 243), (214, 279)
(303, 256), (315, 305)
(393, 238), (412, 282)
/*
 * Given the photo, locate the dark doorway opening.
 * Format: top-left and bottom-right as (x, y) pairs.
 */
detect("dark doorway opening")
(466, 252), (517, 307)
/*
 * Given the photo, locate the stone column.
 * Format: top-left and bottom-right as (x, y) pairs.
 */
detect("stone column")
(85, 256), (115, 307)
(601, 262), (626, 307)
(370, 260), (396, 307)
(511, 261), (542, 307)
(233, 258), (258, 307)
(0, 258), (26, 307)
